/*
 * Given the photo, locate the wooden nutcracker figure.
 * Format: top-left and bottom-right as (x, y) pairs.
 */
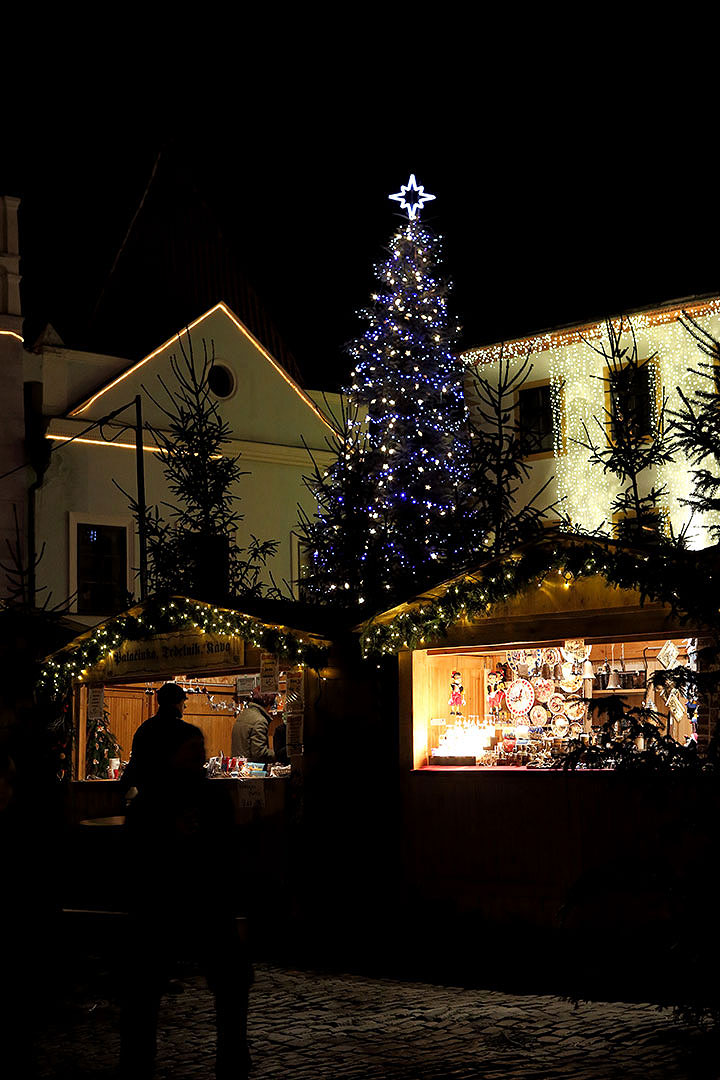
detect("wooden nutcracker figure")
(448, 671), (466, 718)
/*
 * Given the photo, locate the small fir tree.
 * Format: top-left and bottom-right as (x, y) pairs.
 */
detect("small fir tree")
(464, 349), (555, 557)
(301, 182), (472, 608)
(119, 332), (279, 601)
(669, 313), (720, 540)
(85, 706), (122, 780)
(575, 318), (677, 545)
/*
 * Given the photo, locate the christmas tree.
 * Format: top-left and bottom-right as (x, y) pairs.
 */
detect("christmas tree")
(301, 176), (471, 608)
(85, 706), (122, 780)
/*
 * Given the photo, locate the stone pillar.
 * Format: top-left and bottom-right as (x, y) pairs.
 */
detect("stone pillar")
(0, 195), (27, 601)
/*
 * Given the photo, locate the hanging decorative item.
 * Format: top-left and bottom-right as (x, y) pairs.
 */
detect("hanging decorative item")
(541, 647), (561, 667)
(551, 716), (570, 738)
(564, 698), (587, 723)
(448, 671), (466, 718)
(666, 689), (685, 721)
(547, 693), (566, 715)
(506, 649), (528, 673)
(562, 639), (589, 662)
(505, 678), (535, 716)
(530, 704), (549, 725)
(530, 677), (554, 703)
(657, 640), (680, 669)
(559, 675), (584, 695)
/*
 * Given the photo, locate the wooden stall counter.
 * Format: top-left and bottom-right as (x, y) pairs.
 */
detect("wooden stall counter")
(65, 775), (290, 826)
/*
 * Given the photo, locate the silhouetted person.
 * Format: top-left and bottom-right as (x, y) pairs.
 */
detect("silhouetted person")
(119, 681), (203, 799)
(0, 737), (61, 1079)
(119, 683), (250, 1079)
(231, 695), (275, 764)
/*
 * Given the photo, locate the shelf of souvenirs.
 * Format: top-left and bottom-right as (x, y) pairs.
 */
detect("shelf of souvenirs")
(418, 635), (695, 769)
(426, 695), (691, 768)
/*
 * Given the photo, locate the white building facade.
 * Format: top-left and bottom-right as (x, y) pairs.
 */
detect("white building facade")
(462, 296), (720, 549)
(1, 197), (338, 621)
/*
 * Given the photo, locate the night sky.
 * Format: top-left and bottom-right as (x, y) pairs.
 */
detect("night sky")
(4, 86), (717, 393)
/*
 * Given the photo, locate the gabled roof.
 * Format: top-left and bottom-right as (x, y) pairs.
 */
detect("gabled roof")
(67, 302), (338, 440)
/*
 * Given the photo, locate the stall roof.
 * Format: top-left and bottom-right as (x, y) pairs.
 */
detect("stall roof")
(358, 534), (717, 657)
(37, 594), (333, 699)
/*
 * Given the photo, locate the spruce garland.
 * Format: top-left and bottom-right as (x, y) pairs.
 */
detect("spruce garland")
(37, 594), (329, 701)
(359, 537), (716, 657)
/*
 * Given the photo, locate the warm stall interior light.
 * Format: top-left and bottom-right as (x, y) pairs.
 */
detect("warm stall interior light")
(0, 330), (24, 342)
(433, 719), (493, 759)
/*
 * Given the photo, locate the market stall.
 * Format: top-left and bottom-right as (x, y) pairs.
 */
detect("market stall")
(37, 596), (330, 824)
(355, 537), (717, 935)
(411, 634), (695, 769)
(361, 538), (706, 773)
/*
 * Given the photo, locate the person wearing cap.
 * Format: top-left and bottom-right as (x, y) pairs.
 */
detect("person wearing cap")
(119, 681), (205, 800)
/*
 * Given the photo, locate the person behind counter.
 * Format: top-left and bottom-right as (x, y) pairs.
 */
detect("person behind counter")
(231, 693), (276, 764)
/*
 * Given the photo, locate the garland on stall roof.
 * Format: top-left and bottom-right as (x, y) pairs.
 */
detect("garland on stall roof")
(359, 539), (718, 657)
(36, 594), (329, 700)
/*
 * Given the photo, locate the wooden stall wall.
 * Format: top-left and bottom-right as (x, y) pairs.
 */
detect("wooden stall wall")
(104, 685), (152, 763)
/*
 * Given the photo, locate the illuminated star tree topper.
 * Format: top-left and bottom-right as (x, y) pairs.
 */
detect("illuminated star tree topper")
(389, 173), (436, 220)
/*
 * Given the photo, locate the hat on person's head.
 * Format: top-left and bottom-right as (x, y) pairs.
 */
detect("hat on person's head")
(157, 682), (187, 707)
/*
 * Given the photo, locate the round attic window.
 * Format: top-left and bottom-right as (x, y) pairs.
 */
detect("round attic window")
(208, 363), (235, 399)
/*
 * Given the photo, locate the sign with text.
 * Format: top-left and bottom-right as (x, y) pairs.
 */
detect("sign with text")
(236, 673), (260, 696)
(284, 667), (305, 713)
(232, 778), (266, 810)
(95, 630), (245, 682)
(87, 687), (105, 722)
(285, 712), (304, 756)
(260, 652), (279, 694)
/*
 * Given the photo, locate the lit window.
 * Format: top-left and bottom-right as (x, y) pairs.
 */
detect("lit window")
(608, 364), (652, 442)
(517, 384), (553, 454)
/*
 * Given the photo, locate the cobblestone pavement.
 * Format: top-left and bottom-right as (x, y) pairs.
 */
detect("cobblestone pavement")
(34, 963), (719, 1080)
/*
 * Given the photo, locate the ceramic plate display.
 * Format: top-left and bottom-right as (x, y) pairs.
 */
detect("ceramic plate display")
(531, 677), (554, 703)
(541, 647), (560, 667)
(505, 678), (535, 716)
(530, 704), (548, 725)
(559, 675), (583, 695)
(551, 716), (570, 737)
(564, 698), (586, 723)
(570, 722), (584, 736)
(547, 693), (566, 715)
(506, 649), (528, 672)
